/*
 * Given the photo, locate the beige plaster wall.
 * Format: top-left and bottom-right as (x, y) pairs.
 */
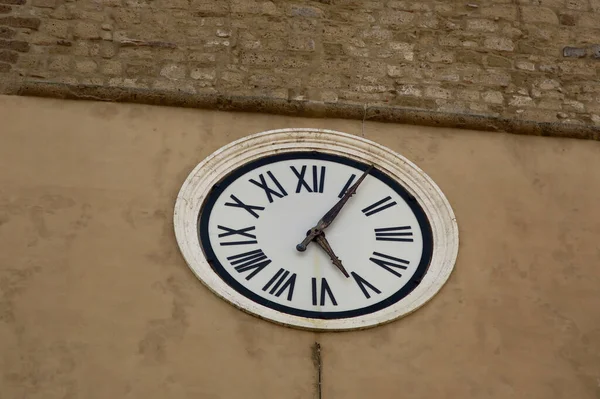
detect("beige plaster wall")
(0, 94), (599, 399)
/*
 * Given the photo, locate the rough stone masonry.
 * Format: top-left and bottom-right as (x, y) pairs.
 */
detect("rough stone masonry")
(1, 0), (600, 135)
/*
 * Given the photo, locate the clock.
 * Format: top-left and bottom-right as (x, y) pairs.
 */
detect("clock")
(174, 128), (458, 331)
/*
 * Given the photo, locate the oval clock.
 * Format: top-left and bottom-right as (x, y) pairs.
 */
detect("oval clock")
(174, 128), (458, 331)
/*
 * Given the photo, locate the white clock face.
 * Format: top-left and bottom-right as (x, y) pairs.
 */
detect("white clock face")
(198, 152), (433, 320)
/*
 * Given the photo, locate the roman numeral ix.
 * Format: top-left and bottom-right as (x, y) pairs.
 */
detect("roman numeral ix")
(224, 194), (265, 219)
(375, 226), (414, 242)
(362, 196), (397, 217)
(262, 268), (297, 301)
(290, 165), (326, 193)
(218, 225), (257, 246)
(228, 249), (271, 280)
(311, 277), (337, 306)
(369, 251), (409, 278)
(249, 171), (288, 203)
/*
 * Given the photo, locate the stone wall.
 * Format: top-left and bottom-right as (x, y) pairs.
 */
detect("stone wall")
(1, 0), (600, 129)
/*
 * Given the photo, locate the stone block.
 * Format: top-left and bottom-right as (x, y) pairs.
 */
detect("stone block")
(423, 50), (454, 63)
(520, 6), (559, 24)
(42, 20), (69, 38)
(483, 90), (504, 104)
(0, 39), (28, 52)
(566, 0), (588, 10)
(466, 19), (498, 32)
(516, 60), (535, 71)
(379, 10), (414, 26)
(563, 46), (587, 58)
(559, 13), (576, 26)
(308, 73), (341, 89)
(486, 54), (511, 68)
(0, 49), (17, 63)
(74, 22), (100, 39)
(32, 0), (56, 8)
(484, 37), (514, 51)
(75, 59), (98, 73)
(190, 67), (215, 80)
(289, 4), (322, 18)
(480, 5), (518, 21)
(396, 84), (422, 97)
(101, 60), (122, 75)
(0, 26), (14, 38)
(48, 55), (71, 71)
(160, 64), (186, 80)
(287, 36), (315, 52)
(0, 16), (41, 29)
(424, 86), (451, 99)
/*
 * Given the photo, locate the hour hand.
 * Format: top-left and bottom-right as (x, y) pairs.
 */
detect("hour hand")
(314, 233), (350, 278)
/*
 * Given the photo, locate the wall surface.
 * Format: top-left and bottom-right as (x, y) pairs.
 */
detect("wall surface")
(1, 0), (600, 132)
(1, 94), (600, 398)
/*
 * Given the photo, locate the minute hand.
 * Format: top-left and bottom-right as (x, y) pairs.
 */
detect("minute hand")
(317, 164), (373, 229)
(296, 164), (373, 251)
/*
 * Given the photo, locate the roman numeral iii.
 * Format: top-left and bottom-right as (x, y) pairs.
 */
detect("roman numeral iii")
(374, 226), (413, 242)
(290, 165), (326, 193)
(262, 268), (297, 301)
(218, 225), (257, 246)
(369, 251), (409, 278)
(362, 196), (397, 217)
(311, 277), (337, 306)
(249, 171), (288, 203)
(228, 249), (272, 280)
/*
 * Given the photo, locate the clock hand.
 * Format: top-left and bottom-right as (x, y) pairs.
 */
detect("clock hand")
(314, 232), (350, 278)
(296, 164), (374, 252)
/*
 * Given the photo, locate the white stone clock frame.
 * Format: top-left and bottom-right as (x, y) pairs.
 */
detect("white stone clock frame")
(173, 128), (459, 331)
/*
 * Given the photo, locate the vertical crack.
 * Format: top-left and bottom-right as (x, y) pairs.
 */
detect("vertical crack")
(312, 341), (322, 399)
(362, 102), (368, 137)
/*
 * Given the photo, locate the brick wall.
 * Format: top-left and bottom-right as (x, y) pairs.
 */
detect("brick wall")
(2, 0), (600, 128)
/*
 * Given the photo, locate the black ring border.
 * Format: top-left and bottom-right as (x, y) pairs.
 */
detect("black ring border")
(197, 151), (434, 320)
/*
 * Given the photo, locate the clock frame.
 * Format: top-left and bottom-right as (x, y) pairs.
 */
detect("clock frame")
(173, 128), (459, 331)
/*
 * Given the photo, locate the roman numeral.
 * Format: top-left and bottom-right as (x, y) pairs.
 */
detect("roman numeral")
(311, 277), (338, 306)
(351, 272), (381, 299)
(338, 174), (356, 198)
(224, 194), (265, 219)
(262, 268), (296, 301)
(361, 196), (397, 217)
(218, 225), (257, 246)
(249, 171), (288, 203)
(228, 249), (271, 280)
(369, 251), (409, 278)
(290, 165), (326, 193)
(374, 226), (414, 242)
